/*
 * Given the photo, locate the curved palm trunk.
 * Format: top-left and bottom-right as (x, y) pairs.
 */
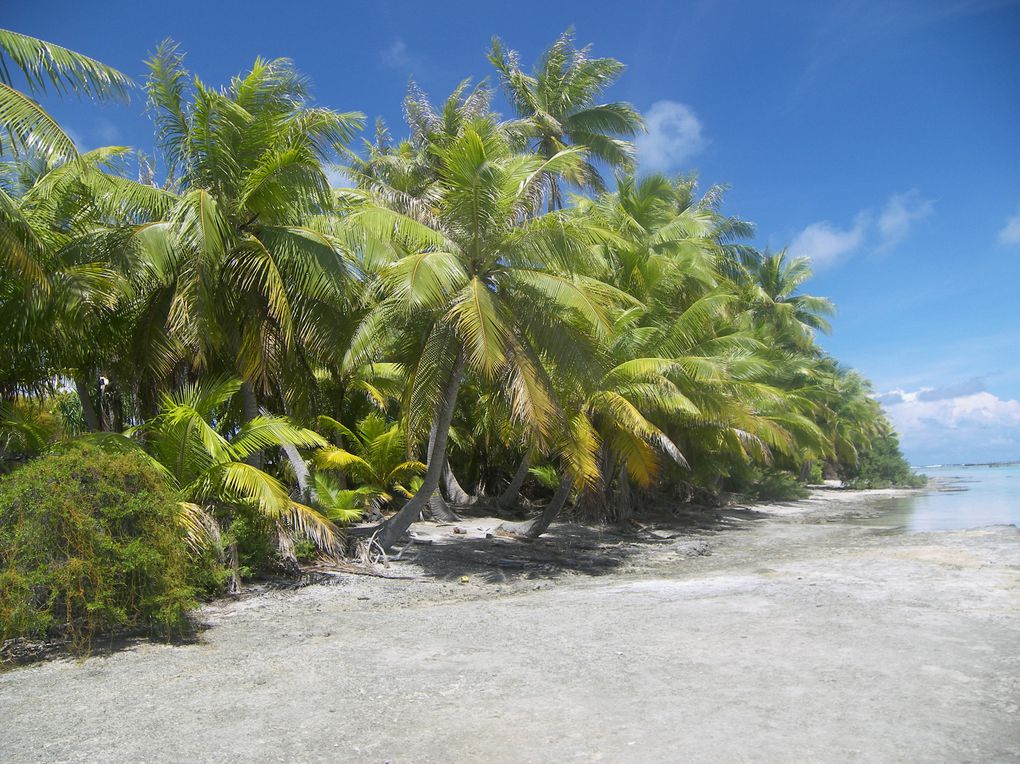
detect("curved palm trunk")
(497, 446), (533, 508)
(428, 424), (464, 517)
(280, 441), (313, 502)
(499, 474), (572, 538)
(376, 351), (466, 551)
(428, 489), (460, 522)
(278, 397), (314, 503)
(442, 458), (474, 505)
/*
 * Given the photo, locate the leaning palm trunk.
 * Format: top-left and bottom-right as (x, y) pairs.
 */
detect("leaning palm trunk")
(278, 398), (314, 503)
(429, 421), (470, 509)
(376, 351), (466, 550)
(497, 446), (533, 508)
(499, 474), (572, 538)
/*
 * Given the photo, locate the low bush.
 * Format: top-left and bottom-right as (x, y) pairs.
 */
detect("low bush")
(0, 443), (207, 653)
(749, 468), (810, 501)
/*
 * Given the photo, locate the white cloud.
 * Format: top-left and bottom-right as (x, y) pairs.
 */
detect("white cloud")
(787, 214), (869, 268)
(786, 190), (932, 269)
(997, 204), (1020, 246)
(877, 189), (933, 250)
(635, 100), (706, 171)
(878, 384), (1020, 465)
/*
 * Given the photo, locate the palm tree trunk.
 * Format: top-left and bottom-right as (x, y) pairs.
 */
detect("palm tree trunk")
(428, 489), (459, 522)
(497, 446), (533, 507)
(278, 396), (313, 502)
(239, 381), (263, 469)
(442, 458), (474, 505)
(225, 539), (242, 595)
(615, 467), (634, 524)
(376, 350), (466, 551)
(74, 377), (101, 432)
(499, 474), (572, 538)
(230, 379), (264, 590)
(281, 441), (314, 502)
(428, 421), (467, 514)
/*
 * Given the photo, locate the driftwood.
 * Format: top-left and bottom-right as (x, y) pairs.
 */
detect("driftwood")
(302, 561), (414, 581)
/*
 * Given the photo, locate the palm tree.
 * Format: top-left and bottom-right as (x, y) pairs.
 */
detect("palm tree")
(740, 250), (835, 350)
(346, 107), (633, 550)
(98, 43), (364, 419)
(489, 29), (643, 209)
(0, 29), (131, 163)
(89, 376), (340, 590)
(0, 148), (155, 421)
(578, 171), (723, 304)
(315, 412), (425, 517)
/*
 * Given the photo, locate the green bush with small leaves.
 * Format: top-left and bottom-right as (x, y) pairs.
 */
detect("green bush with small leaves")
(0, 442), (205, 653)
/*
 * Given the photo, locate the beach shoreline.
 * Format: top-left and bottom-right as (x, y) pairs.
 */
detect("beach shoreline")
(2, 487), (1018, 762)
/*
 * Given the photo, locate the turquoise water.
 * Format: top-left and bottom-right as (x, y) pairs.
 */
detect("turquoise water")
(860, 464), (1020, 532)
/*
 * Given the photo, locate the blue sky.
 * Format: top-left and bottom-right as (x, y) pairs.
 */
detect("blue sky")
(8, 0), (1020, 465)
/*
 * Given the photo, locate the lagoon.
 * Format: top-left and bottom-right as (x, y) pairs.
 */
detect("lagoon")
(860, 464), (1020, 532)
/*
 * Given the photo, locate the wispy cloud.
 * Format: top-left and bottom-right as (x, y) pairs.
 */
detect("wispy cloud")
(93, 119), (121, 146)
(381, 38), (413, 70)
(786, 190), (933, 268)
(635, 100), (706, 172)
(877, 190), (934, 250)
(997, 204), (1020, 246)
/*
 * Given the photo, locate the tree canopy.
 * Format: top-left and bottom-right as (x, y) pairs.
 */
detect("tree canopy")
(0, 28), (919, 572)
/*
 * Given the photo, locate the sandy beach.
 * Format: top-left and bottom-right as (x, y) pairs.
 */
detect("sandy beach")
(1, 489), (1018, 763)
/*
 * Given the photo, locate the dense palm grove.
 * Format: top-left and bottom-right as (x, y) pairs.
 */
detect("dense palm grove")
(1, 28), (918, 602)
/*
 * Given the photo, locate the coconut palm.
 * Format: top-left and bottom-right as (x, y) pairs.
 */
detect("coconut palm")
(489, 29), (643, 209)
(96, 43), (364, 418)
(0, 29), (131, 163)
(315, 412), (425, 517)
(740, 250), (836, 350)
(345, 107), (633, 549)
(577, 172), (723, 304)
(0, 148), (157, 417)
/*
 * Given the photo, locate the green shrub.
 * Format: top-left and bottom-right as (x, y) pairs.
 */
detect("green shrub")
(842, 432), (927, 489)
(0, 442), (202, 653)
(751, 468), (810, 501)
(728, 465), (809, 501)
(223, 512), (279, 579)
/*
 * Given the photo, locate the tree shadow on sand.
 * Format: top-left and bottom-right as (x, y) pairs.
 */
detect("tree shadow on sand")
(1, 621), (209, 670)
(374, 502), (766, 585)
